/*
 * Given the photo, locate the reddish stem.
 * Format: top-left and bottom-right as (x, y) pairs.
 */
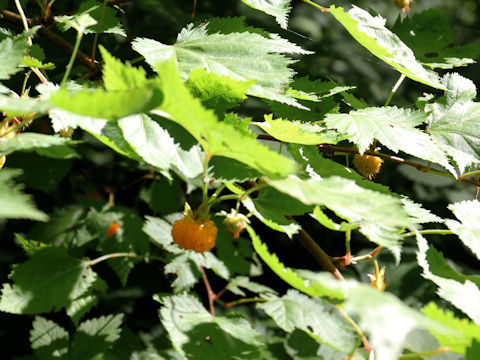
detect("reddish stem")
(199, 266), (216, 316)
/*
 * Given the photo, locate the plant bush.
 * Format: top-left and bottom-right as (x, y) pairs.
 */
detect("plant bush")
(1, 0), (479, 359)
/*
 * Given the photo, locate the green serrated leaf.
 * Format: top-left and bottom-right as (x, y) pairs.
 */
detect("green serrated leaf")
(400, 197), (444, 224)
(70, 314), (124, 360)
(247, 225), (347, 300)
(311, 206), (358, 232)
(21, 56), (55, 70)
(156, 293), (265, 358)
(0, 133), (78, 159)
(266, 176), (414, 259)
(445, 200), (480, 260)
(241, 0), (292, 29)
(0, 247), (107, 322)
(118, 114), (204, 181)
(325, 106), (453, 173)
(0, 168), (48, 221)
(187, 68), (255, 115)
(422, 302), (480, 354)
(151, 59), (297, 178)
(467, 340), (480, 359)
(425, 73), (480, 172)
(15, 233), (48, 256)
(30, 317), (69, 360)
(133, 21), (311, 107)
(49, 86), (161, 120)
(258, 290), (356, 351)
(0, 33), (29, 79)
(329, 5), (445, 89)
(100, 46), (148, 91)
(343, 285), (446, 360)
(0, 94), (49, 116)
(416, 232), (480, 324)
(256, 114), (344, 145)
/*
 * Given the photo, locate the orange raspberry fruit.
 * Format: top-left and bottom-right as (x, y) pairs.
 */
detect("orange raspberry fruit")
(171, 217), (218, 252)
(353, 154), (383, 180)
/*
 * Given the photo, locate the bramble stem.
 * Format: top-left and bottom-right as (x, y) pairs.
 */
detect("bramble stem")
(88, 252), (136, 267)
(61, 30), (83, 85)
(336, 305), (373, 356)
(91, 0), (108, 61)
(199, 266), (216, 316)
(287, 216), (344, 280)
(459, 169), (480, 181)
(399, 347), (450, 359)
(302, 0), (329, 12)
(14, 0), (31, 45)
(401, 229), (452, 238)
(316, 144), (480, 188)
(384, 74), (406, 107)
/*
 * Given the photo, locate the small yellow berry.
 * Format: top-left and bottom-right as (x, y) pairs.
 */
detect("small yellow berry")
(353, 154), (383, 180)
(171, 217), (218, 252)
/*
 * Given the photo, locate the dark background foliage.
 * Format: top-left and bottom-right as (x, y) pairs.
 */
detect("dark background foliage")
(1, 0), (479, 357)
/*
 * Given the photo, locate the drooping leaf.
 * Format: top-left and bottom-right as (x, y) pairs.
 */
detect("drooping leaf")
(311, 206), (359, 232)
(392, 9), (480, 69)
(416, 232), (480, 324)
(150, 59), (297, 178)
(0, 246), (107, 324)
(422, 302), (480, 354)
(329, 5), (444, 89)
(132, 20), (312, 107)
(425, 73), (480, 172)
(400, 197), (444, 224)
(70, 314), (124, 360)
(0, 169), (48, 221)
(118, 113), (203, 180)
(240, 0), (292, 29)
(30, 317), (69, 360)
(0, 133), (79, 159)
(55, 13), (97, 34)
(156, 293), (266, 358)
(255, 114), (344, 145)
(266, 176), (414, 259)
(445, 200), (480, 260)
(325, 106), (453, 173)
(258, 290), (356, 351)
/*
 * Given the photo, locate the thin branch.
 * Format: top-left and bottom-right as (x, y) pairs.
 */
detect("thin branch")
(317, 144), (480, 188)
(287, 216), (344, 280)
(88, 252), (136, 267)
(1, 10), (99, 71)
(199, 266), (216, 316)
(301, 0), (329, 12)
(384, 74), (405, 107)
(336, 305), (374, 358)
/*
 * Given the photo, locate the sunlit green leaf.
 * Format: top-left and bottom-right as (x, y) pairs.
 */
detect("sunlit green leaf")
(30, 317), (69, 360)
(445, 200), (480, 260)
(329, 5), (444, 89)
(241, 0), (292, 29)
(151, 59), (297, 178)
(133, 20), (311, 107)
